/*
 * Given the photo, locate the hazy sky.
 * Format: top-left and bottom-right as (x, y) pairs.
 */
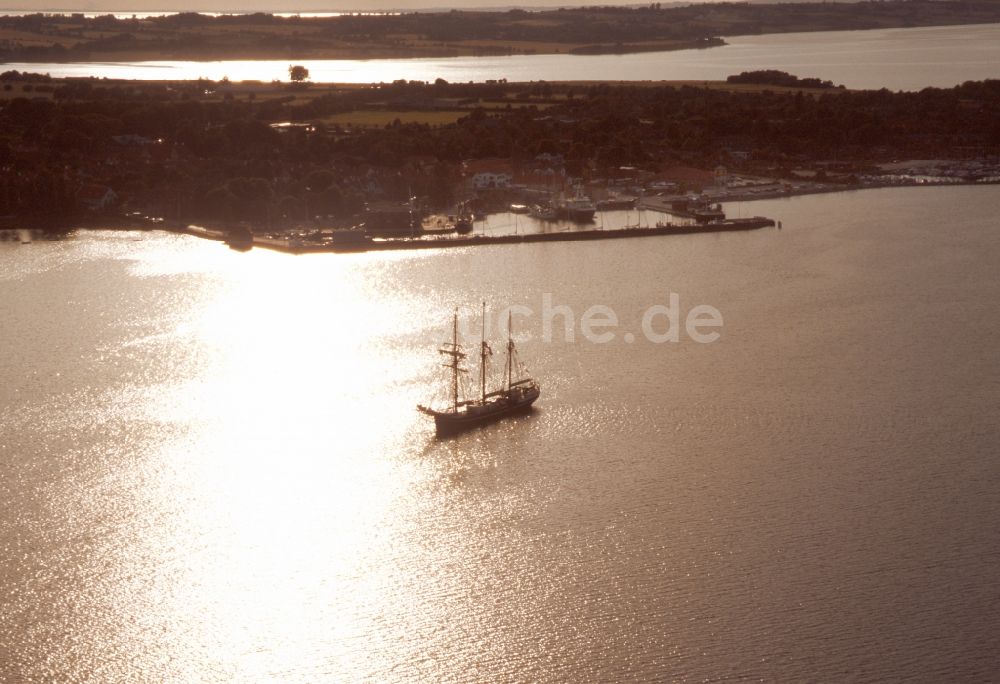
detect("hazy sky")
(5, 0), (726, 13)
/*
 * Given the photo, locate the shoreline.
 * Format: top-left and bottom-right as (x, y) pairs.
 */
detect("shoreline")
(174, 216), (778, 255)
(1, 37), (728, 63)
(6, 181), (995, 251)
(650, 177), (1000, 208)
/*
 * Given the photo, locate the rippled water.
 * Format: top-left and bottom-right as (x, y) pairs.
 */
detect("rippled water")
(10, 23), (1000, 89)
(2, 185), (999, 681)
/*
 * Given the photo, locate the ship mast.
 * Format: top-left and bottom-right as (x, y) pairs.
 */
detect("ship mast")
(480, 301), (487, 404)
(438, 310), (465, 413)
(454, 312), (459, 411)
(507, 309), (513, 392)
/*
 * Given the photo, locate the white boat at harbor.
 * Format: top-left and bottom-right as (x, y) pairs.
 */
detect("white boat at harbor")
(557, 194), (596, 223)
(529, 204), (558, 221)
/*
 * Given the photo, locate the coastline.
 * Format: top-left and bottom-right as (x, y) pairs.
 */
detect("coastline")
(4, 3), (1000, 65)
(2, 37), (728, 63)
(4, 74), (997, 240)
(174, 216), (779, 255)
(7, 180), (995, 252)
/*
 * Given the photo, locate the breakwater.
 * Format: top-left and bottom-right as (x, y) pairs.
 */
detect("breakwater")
(239, 217), (777, 254)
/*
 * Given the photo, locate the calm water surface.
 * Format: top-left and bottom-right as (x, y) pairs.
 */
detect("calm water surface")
(1, 185), (999, 681)
(10, 23), (1000, 89)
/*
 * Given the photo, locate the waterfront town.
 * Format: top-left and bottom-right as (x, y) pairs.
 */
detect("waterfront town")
(2, 69), (999, 245)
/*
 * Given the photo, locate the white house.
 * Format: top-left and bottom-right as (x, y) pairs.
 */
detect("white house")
(472, 172), (512, 189)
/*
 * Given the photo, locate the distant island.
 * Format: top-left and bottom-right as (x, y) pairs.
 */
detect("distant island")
(3, 1), (1000, 62)
(2, 69), (998, 234)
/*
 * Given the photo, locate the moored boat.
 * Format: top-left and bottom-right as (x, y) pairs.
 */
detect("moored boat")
(557, 194), (597, 222)
(421, 214), (457, 234)
(454, 216), (473, 233)
(667, 197), (725, 222)
(454, 203), (474, 233)
(529, 203), (558, 221)
(596, 195), (637, 211)
(422, 211), (474, 234)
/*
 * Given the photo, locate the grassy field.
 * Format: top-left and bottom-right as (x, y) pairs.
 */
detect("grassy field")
(317, 110), (470, 128)
(0, 83), (54, 100)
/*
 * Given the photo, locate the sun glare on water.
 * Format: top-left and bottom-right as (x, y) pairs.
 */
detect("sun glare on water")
(90, 238), (458, 679)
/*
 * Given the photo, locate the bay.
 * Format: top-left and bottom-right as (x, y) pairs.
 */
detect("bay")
(2, 185), (999, 681)
(7, 23), (1000, 89)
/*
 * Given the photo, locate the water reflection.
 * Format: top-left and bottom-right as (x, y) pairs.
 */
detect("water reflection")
(3, 187), (1000, 680)
(104, 239), (571, 680)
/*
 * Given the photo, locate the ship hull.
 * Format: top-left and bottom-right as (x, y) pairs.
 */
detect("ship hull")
(557, 207), (596, 223)
(596, 198), (636, 211)
(429, 387), (540, 436)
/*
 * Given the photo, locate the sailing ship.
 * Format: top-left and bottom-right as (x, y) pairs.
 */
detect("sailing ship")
(418, 305), (540, 436)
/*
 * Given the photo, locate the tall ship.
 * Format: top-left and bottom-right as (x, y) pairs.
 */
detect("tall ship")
(418, 306), (540, 436)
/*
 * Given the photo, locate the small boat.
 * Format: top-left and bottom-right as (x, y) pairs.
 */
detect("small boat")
(596, 195), (637, 211)
(668, 197), (725, 223)
(423, 209), (473, 234)
(557, 192), (596, 222)
(529, 203), (558, 221)
(421, 214), (457, 234)
(509, 204), (530, 214)
(692, 204), (726, 223)
(418, 305), (540, 436)
(454, 202), (474, 233)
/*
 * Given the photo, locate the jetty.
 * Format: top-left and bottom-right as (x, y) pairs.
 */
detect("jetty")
(176, 216), (777, 254)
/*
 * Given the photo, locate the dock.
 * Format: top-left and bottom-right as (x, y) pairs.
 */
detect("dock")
(175, 217), (776, 254)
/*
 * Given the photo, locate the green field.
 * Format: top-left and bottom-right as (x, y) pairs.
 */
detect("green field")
(318, 110), (469, 128)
